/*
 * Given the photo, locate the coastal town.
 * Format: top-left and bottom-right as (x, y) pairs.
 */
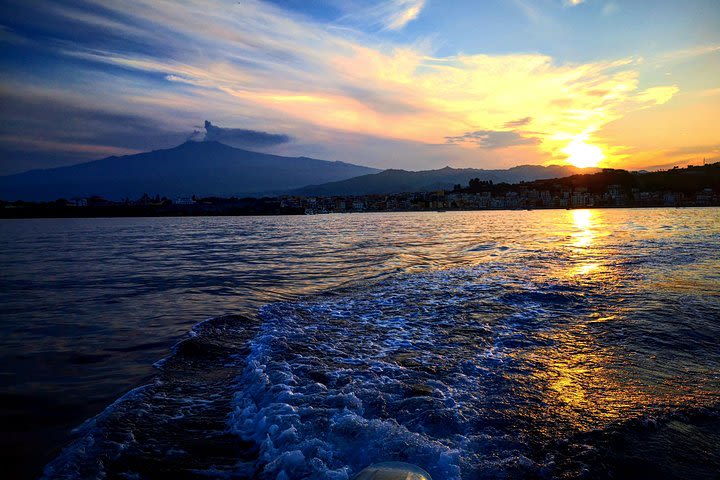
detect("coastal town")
(2, 164), (718, 218)
(293, 183), (719, 214)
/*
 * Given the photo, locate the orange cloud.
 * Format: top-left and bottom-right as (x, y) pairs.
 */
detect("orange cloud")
(46, 0), (698, 169)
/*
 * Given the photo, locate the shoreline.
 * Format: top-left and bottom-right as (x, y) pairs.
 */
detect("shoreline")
(1, 203), (718, 219)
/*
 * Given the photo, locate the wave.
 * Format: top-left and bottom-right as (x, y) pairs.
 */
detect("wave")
(42, 314), (262, 479)
(43, 264), (720, 479)
(225, 267), (720, 478)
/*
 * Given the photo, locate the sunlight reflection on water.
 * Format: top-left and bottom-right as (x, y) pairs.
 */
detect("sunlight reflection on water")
(1, 208), (719, 478)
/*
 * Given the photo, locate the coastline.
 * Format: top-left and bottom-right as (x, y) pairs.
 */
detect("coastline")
(1, 203), (718, 219)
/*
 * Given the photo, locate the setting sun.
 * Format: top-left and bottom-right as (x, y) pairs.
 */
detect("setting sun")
(563, 135), (605, 169)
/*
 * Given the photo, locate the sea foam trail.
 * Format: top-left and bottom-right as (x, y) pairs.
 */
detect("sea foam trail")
(41, 233), (720, 479)
(229, 314), (462, 477)
(226, 269), (545, 479)
(225, 273), (556, 478)
(227, 262), (720, 479)
(229, 305), (462, 479)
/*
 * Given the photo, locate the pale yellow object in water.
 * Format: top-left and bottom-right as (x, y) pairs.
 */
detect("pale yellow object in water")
(351, 462), (432, 480)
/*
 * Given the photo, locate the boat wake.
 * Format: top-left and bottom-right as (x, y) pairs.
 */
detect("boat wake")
(44, 262), (720, 479)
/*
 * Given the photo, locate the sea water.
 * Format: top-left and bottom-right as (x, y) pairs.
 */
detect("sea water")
(1, 209), (718, 479)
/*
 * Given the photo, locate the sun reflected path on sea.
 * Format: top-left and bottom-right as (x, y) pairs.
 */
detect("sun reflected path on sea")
(1, 208), (719, 478)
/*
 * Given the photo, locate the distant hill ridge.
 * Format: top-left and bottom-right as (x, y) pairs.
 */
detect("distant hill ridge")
(0, 141), (380, 201)
(292, 164), (597, 196)
(0, 140), (601, 201)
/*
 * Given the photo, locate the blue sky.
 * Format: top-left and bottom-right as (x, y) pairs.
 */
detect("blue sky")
(0, 0), (718, 174)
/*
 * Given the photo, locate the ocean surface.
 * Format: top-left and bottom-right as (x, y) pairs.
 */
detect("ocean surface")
(1, 209), (718, 479)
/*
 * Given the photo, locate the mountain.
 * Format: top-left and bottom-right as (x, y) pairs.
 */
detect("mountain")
(530, 162), (720, 193)
(292, 165), (597, 196)
(0, 141), (380, 201)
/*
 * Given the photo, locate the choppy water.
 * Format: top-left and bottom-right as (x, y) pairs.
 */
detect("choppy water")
(1, 209), (719, 479)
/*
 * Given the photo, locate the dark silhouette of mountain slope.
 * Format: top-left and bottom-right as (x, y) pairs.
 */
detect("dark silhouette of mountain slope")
(0, 141), (380, 200)
(528, 163), (720, 193)
(293, 165), (596, 196)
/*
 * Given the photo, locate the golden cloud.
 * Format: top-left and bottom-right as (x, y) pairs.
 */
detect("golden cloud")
(52, 0), (680, 168)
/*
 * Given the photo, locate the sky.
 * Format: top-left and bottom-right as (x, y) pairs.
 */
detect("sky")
(0, 0), (718, 175)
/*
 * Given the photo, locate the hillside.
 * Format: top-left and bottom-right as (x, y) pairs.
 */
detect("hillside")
(524, 163), (720, 193)
(292, 164), (596, 196)
(0, 141), (380, 201)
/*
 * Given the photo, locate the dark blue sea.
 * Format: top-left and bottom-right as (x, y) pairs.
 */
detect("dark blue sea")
(1, 209), (719, 479)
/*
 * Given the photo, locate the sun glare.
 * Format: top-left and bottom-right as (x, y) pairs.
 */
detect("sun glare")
(563, 135), (604, 169)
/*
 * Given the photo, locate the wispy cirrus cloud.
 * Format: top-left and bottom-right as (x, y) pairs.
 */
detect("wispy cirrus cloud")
(338, 0), (425, 31)
(0, 0), (690, 172)
(385, 0), (425, 30)
(656, 44), (720, 63)
(445, 130), (538, 149)
(504, 117), (533, 128)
